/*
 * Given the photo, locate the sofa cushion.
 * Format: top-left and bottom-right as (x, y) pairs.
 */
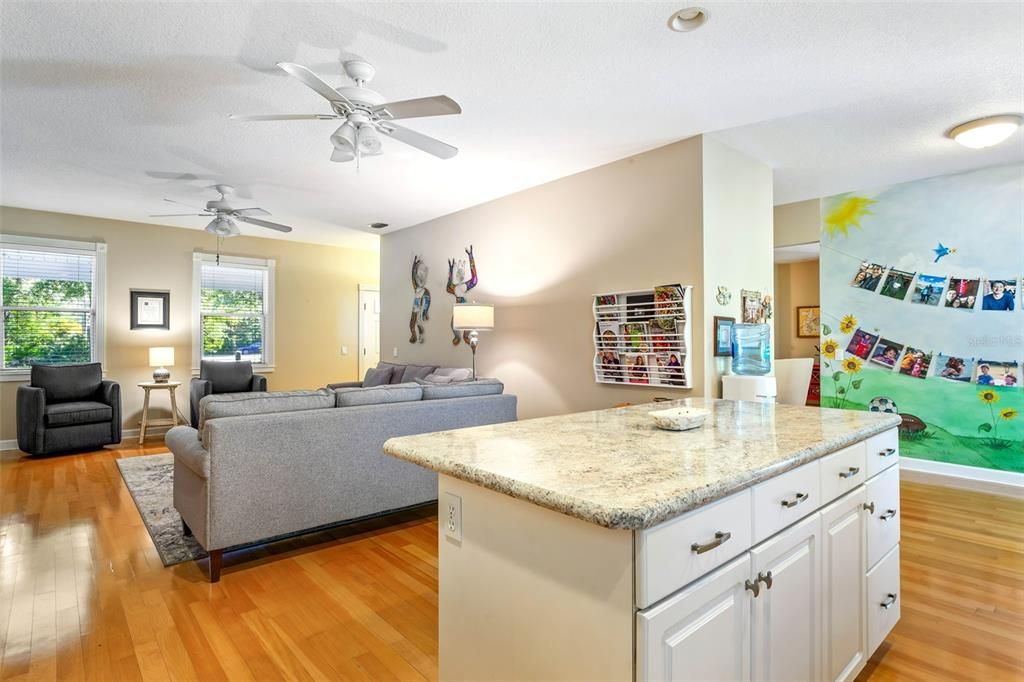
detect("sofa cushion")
(363, 365), (394, 387)
(44, 400), (112, 427)
(420, 367), (473, 384)
(334, 382), (423, 407)
(201, 360), (255, 393)
(198, 390), (335, 444)
(31, 363), (102, 403)
(420, 379), (504, 400)
(396, 364), (437, 384)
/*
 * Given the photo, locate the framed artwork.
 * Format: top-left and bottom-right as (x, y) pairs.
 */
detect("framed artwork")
(740, 289), (763, 324)
(713, 316), (735, 357)
(130, 290), (170, 330)
(796, 306), (820, 338)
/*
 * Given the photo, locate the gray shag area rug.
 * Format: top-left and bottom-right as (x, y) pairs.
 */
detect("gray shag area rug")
(116, 453), (206, 566)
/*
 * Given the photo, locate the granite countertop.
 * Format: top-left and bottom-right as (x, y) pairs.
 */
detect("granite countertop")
(383, 399), (901, 530)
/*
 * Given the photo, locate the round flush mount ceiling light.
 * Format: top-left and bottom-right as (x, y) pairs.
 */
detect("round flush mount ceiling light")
(369, 222), (389, 230)
(947, 114), (1022, 149)
(668, 7), (708, 32)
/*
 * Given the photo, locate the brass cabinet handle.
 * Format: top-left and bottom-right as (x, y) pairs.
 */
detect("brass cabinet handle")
(879, 509), (897, 521)
(781, 492), (808, 509)
(757, 570), (773, 590)
(880, 593), (897, 609)
(863, 501), (875, 514)
(745, 579), (760, 598)
(839, 466), (861, 479)
(879, 448), (897, 457)
(691, 531), (731, 555)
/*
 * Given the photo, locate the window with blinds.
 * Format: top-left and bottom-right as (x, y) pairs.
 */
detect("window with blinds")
(1, 245), (97, 368)
(199, 262), (268, 363)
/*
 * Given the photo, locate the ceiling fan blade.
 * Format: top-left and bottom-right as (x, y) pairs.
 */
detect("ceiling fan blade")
(374, 95), (461, 121)
(232, 207), (271, 217)
(163, 198), (206, 210)
(276, 62), (354, 110)
(379, 123), (458, 159)
(236, 215), (293, 233)
(229, 113), (340, 121)
(149, 213), (208, 217)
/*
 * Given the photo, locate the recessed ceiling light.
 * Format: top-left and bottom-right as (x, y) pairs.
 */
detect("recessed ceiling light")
(668, 7), (708, 32)
(947, 114), (1022, 149)
(369, 222), (389, 229)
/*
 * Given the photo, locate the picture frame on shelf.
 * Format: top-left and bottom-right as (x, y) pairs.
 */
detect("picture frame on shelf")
(796, 305), (821, 338)
(130, 290), (170, 330)
(713, 316), (735, 357)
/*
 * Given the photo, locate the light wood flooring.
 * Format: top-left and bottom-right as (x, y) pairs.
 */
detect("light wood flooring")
(1, 443), (1022, 681)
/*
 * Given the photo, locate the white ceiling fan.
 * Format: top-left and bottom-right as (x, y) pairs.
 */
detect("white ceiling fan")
(150, 185), (294, 236)
(230, 60), (461, 165)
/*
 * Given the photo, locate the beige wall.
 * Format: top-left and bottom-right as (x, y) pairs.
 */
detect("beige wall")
(0, 206), (379, 442)
(380, 137), (706, 419)
(701, 137), (775, 397)
(774, 199), (820, 247)
(774, 259), (820, 359)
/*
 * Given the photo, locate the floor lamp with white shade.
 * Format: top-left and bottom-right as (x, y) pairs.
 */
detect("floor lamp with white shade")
(452, 303), (494, 380)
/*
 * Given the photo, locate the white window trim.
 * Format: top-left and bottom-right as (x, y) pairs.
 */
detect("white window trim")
(192, 251), (275, 374)
(0, 234), (106, 382)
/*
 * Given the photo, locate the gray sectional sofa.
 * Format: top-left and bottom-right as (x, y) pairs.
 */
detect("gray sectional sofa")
(164, 375), (516, 581)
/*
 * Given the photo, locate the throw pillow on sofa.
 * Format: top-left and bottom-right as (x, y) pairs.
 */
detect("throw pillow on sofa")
(420, 379), (504, 400)
(419, 367), (473, 384)
(334, 382), (423, 407)
(363, 365), (394, 387)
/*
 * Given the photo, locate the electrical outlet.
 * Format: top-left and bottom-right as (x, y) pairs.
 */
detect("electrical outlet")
(444, 492), (462, 542)
(341, 345), (348, 355)
(393, 347), (399, 358)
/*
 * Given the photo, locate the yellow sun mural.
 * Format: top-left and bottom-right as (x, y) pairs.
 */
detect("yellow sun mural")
(823, 196), (876, 239)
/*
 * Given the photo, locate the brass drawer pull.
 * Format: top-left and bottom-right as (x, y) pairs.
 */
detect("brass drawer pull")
(691, 531), (731, 555)
(839, 466), (861, 479)
(880, 593), (897, 609)
(745, 579), (760, 598)
(863, 501), (875, 514)
(757, 570), (773, 590)
(879, 509), (897, 521)
(781, 492), (808, 509)
(879, 448), (897, 457)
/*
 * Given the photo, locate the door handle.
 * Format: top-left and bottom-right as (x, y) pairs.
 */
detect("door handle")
(879, 509), (897, 521)
(745, 579), (760, 598)
(781, 492), (808, 508)
(839, 466), (861, 479)
(757, 570), (773, 590)
(691, 531), (731, 555)
(863, 501), (875, 514)
(880, 593), (897, 610)
(879, 448), (897, 457)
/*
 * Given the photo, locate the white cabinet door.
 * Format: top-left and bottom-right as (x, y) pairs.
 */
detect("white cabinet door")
(821, 488), (868, 682)
(637, 555), (752, 682)
(750, 513), (822, 682)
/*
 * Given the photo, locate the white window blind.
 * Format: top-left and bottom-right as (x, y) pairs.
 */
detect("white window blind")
(1, 246), (98, 368)
(199, 262), (268, 363)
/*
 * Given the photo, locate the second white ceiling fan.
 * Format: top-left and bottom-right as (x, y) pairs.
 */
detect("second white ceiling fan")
(232, 60), (462, 165)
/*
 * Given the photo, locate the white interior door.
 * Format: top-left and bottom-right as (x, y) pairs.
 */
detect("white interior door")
(358, 287), (380, 377)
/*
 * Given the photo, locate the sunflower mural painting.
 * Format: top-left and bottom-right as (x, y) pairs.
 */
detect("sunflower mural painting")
(819, 165), (1024, 473)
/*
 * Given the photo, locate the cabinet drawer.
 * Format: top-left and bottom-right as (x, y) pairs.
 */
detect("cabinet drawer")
(751, 460), (822, 543)
(820, 443), (867, 503)
(866, 545), (900, 655)
(865, 428), (899, 479)
(636, 490), (752, 609)
(866, 465), (900, 568)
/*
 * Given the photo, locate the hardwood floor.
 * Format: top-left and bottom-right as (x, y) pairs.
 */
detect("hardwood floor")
(1, 444), (1022, 681)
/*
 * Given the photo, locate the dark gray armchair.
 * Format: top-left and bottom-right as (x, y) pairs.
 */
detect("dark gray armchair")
(190, 360), (267, 427)
(17, 363), (121, 456)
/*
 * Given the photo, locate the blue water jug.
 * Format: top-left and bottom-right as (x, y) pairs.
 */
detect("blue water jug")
(731, 323), (771, 376)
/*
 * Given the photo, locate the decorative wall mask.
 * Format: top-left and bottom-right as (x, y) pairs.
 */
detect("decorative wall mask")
(409, 255), (431, 343)
(716, 286), (732, 306)
(447, 245), (478, 345)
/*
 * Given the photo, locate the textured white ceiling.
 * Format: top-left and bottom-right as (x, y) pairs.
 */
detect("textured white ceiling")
(2, 2), (1022, 247)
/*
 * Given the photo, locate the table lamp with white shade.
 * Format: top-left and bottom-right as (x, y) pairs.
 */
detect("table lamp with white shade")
(149, 346), (174, 383)
(452, 303), (494, 380)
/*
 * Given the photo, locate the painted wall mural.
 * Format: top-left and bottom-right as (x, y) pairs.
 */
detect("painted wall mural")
(446, 244), (478, 345)
(409, 255), (431, 344)
(820, 164), (1023, 473)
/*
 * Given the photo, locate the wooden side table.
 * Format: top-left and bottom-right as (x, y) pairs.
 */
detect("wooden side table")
(138, 381), (182, 444)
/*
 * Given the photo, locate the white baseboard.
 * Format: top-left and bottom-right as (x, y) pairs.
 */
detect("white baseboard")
(900, 458), (1024, 498)
(0, 425), (173, 453)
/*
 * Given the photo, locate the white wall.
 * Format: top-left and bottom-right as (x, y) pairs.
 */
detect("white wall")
(774, 199), (820, 247)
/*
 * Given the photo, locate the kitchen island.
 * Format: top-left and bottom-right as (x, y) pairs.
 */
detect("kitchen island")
(384, 399), (902, 682)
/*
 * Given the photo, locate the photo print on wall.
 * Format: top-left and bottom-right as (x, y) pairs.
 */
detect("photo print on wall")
(898, 347), (933, 379)
(935, 353), (974, 382)
(845, 328), (880, 360)
(869, 339), (905, 369)
(943, 277), (980, 309)
(879, 269), (915, 301)
(850, 262), (886, 292)
(981, 278), (1017, 311)
(911, 274), (946, 305)
(974, 360), (1019, 387)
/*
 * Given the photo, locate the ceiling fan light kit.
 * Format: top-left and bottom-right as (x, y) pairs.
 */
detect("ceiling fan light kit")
(149, 185), (295, 241)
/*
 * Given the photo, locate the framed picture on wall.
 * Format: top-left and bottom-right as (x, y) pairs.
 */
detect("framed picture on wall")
(130, 290), (170, 330)
(796, 306), (820, 338)
(713, 316), (735, 357)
